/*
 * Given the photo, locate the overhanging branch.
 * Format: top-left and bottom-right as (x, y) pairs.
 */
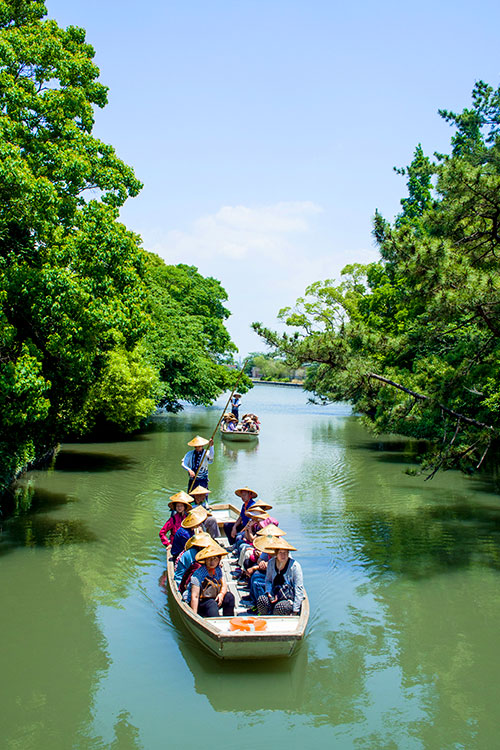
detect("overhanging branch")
(367, 372), (495, 431)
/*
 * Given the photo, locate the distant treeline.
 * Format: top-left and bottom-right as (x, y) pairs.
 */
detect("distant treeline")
(0, 2), (248, 494)
(255, 81), (500, 475)
(243, 353), (305, 383)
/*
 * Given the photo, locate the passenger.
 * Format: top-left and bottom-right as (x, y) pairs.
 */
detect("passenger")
(247, 505), (279, 531)
(189, 543), (235, 617)
(257, 538), (304, 616)
(223, 486), (258, 542)
(171, 505), (208, 561)
(188, 485), (219, 539)
(235, 505), (279, 567)
(174, 531), (212, 593)
(242, 534), (275, 608)
(181, 435), (214, 492)
(159, 492), (192, 551)
(231, 392), (242, 421)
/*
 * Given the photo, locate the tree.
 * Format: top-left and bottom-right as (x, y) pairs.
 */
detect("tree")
(0, 1), (160, 490)
(142, 255), (249, 410)
(254, 81), (500, 475)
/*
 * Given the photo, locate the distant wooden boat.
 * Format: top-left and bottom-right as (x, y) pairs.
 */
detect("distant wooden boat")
(166, 502), (309, 659)
(220, 426), (260, 441)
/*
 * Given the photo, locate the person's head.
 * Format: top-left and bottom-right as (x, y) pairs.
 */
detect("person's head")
(256, 524), (285, 538)
(235, 486), (258, 504)
(247, 509), (269, 523)
(187, 435), (209, 453)
(185, 531), (212, 551)
(168, 491), (193, 515)
(181, 505), (208, 529)
(195, 542), (228, 567)
(276, 548), (289, 565)
(265, 537), (296, 563)
(189, 485), (211, 505)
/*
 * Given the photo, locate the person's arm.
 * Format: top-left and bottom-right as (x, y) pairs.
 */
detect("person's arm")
(231, 512), (243, 537)
(181, 451), (195, 478)
(258, 554), (268, 572)
(264, 559), (274, 595)
(291, 562), (304, 614)
(216, 571), (227, 606)
(174, 550), (188, 584)
(159, 519), (173, 547)
(190, 583), (200, 614)
(206, 442), (214, 465)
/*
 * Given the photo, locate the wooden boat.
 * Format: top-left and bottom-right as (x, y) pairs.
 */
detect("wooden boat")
(219, 426), (259, 441)
(166, 502), (309, 659)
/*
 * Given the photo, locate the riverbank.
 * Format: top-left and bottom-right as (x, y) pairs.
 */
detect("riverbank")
(251, 378), (303, 387)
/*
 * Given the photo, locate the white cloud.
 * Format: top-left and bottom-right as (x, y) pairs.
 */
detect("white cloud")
(140, 201), (379, 355)
(146, 201), (323, 264)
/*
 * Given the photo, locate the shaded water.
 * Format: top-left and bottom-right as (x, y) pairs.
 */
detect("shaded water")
(2, 384), (500, 749)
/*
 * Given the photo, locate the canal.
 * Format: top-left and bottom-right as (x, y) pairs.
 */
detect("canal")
(1, 384), (499, 749)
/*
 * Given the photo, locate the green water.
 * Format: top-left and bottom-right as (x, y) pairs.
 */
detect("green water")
(1, 384), (500, 749)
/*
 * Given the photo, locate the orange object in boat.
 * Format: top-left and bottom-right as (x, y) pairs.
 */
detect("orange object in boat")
(229, 617), (267, 632)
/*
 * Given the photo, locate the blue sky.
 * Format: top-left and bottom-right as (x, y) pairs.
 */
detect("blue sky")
(47, 0), (500, 356)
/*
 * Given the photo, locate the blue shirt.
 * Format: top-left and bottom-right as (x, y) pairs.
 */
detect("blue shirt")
(186, 564), (223, 604)
(239, 499), (256, 528)
(181, 446), (214, 476)
(171, 527), (192, 559)
(174, 547), (197, 586)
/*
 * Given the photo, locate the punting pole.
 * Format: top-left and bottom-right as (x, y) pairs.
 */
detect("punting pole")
(188, 360), (248, 493)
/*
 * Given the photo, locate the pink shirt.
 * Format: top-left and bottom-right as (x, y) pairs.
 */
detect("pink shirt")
(159, 512), (185, 547)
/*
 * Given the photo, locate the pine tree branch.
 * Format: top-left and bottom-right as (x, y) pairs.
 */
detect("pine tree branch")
(367, 372), (495, 431)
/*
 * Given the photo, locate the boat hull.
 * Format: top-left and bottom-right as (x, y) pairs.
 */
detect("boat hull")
(220, 429), (259, 441)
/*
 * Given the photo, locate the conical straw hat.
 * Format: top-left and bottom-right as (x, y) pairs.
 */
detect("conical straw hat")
(247, 510), (269, 520)
(195, 542), (228, 562)
(247, 501), (272, 511)
(168, 490), (193, 512)
(253, 535), (282, 553)
(189, 485), (211, 497)
(181, 505), (208, 528)
(185, 531), (213, 550)
(234, 487), (258, 498)
(256, 524), (286, 537)
(187, 435), (209, 447)
(264, 537), (296, 552)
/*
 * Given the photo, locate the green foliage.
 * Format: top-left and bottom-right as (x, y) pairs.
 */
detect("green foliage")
(79, 347), (162, 432)
(0, 2), (157, 491)
(245, 351), (304, 382)
(142, 255), (248, 409)
(254, 81), (500, 474)
(0, 2), (243, 494)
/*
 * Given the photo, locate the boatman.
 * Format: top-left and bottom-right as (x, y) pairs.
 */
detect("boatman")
(181, 435), (214, 492)
(231, 393), (242, 421)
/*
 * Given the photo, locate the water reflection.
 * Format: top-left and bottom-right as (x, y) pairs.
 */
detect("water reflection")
(348, 500), (500, 577)
(173, 608), (309, 712)
(55, 449), (138, 473)
(0, 554), (110, 750)
(220, 441), (259, 461)
(0, 486), (98, 554)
